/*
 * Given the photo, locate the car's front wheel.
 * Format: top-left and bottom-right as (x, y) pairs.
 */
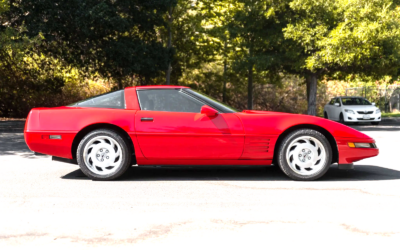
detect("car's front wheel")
(339, 113), (345, 124)
(77, 129), (132, 180)
(277, 129), (332, 181)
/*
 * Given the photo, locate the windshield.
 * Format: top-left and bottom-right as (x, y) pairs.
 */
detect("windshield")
(341, 98), (372, 106)
(183, 89), (238, 113)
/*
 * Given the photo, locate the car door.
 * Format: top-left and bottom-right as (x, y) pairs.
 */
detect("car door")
(134, 89), (244, 160)
(324, 98), (335, 119)
(331, 98), (342, 121)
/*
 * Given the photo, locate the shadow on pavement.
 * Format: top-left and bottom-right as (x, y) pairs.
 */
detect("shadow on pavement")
(0, 121), (37, 157)
(0, 133), (33, 157)
(61, 165), (400, 182)
(0, 121), (25, 133)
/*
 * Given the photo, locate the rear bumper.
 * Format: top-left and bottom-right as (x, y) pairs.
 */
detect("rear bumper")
(336, 137), (379, 164)
(24, 131), (76, 159)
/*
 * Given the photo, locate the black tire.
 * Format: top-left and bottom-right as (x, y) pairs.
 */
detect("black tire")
(277, 129), (332, 181)
(77, 129), (132, 180)
(339, 113), (345, 124)
(324, 112), (328, 119)
(371, 122), (380, 125)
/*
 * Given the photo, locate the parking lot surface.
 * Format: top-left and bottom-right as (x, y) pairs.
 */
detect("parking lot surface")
(1, 121), (400, 249)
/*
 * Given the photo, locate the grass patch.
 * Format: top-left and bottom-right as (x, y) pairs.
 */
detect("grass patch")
(381, 113), (400, 118)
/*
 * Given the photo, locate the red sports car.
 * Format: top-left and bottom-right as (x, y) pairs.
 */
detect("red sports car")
(24, 86), (379, 181)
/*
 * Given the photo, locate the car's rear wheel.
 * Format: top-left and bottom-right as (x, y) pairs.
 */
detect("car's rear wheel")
(77, 129), (132, 180)
(277, 129), (332, 181)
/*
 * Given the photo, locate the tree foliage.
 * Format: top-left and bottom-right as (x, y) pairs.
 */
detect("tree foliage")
(282, 0), (400, 115)
(0, 1), (66, 116)
(2, 0), (400, 118)
(10, 0), (176, 87)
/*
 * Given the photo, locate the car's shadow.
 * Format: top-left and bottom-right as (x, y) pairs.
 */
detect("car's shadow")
(61, 165), (400, 182)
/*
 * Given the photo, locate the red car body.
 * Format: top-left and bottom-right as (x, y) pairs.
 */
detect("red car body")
(24, 86), (378, 167)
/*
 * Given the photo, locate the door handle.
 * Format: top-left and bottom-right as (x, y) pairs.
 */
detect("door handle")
(141, 117), (154, 122)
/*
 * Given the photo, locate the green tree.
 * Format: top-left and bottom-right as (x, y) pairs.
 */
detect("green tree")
(11, 0), (176, 88)
(283, 0), (400, 115)
(0, 0), (65, 117)
(226, 0), (289, 110)
(160, 0), (207, 85)
(200, 0), (238, 102)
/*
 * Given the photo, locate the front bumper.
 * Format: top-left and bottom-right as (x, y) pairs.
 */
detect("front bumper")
(343, 112), (381, 122)
(336, 137), (379, 164)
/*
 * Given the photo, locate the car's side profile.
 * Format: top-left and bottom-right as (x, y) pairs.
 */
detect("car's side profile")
(24, 86), (379, 181)
(324, 96), (381, 125)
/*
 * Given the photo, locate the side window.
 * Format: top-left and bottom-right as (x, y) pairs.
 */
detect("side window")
(329, 98), (335, 105)
(335, 98), (341, 106)
(69, 90), (125, 109)
(137, 89), (204, 113)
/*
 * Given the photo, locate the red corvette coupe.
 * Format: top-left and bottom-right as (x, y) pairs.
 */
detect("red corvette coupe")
(24, 86), (379, 181)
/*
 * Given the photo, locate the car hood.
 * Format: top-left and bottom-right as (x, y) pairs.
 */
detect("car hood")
(236, 111), (371, 139)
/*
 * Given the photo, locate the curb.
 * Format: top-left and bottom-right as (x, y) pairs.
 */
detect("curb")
(382, 117), (400, 123)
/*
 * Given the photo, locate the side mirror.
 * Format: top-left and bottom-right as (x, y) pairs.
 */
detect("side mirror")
(372, 102), (376, 106)
(201, 105), (218, 117)
(334, 103), (340, 107)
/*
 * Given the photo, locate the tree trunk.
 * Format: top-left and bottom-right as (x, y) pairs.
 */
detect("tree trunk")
(130, 74), (135, 86)
(222, 40), (228, 102)
(117, 79), (123, 90)
(139, 76), (145, 86)
(222, 61), (227, 102)
(248, 65), (253, 110)
(306, 73), (318, 116)
(166, 7), (173, 85)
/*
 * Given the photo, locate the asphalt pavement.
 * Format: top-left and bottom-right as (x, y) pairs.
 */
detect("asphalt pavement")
(1, 120), (400, 249)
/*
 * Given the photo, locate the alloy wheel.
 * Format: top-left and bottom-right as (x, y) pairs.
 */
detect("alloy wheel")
(83, 135), (123, 175)
(285, 136), (327, 176)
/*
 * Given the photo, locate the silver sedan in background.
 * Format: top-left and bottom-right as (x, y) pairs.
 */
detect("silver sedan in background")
(324, 96), (381, 125)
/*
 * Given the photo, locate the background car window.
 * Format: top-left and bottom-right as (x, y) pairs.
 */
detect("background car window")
(329, 98), (335, 105)
(68, 90), (125, 109)
(335, 98), (341, 106)
(341, 98), (372, 105)
(137, 89), (204, 113)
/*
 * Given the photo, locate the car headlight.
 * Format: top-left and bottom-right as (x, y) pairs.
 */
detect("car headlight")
(348, 142), (377, 148)
(376, 109), (381, 114)
(347, 142), (378, 148)
(344, 109), (355, 114)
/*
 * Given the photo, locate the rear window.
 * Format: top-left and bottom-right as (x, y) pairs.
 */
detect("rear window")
(68, 90), (125, 109)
